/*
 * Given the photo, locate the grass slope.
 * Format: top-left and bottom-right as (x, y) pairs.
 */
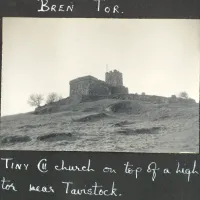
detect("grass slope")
(0, 99), (199, 153)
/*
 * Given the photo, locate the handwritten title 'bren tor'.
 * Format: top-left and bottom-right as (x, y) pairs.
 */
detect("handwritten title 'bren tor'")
(37, 0), (123, 14)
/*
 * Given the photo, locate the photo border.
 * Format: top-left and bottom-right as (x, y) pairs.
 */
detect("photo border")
(0, 1), (199, 199)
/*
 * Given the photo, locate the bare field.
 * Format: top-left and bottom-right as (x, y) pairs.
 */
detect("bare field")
(0, 99), (199, 153)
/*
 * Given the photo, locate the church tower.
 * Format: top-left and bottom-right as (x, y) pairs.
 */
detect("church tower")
(105, 69), (123, 86)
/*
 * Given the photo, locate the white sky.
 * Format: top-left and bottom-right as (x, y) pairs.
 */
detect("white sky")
(1, 18), (200, 116)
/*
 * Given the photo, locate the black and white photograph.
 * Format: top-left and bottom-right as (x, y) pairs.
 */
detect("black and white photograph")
(1, 18), (199, 153)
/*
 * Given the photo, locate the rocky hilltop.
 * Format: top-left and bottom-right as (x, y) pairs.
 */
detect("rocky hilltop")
(0, 93), (198, 153)
(34, 93), (196, 115)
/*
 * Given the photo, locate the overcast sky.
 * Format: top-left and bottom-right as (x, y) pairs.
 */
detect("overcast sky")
(1, 18), (200, 116)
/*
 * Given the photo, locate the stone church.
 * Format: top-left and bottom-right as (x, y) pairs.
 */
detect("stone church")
(69, 70), (128, 97)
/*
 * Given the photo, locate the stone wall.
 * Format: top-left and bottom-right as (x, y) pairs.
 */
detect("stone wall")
(111, 94), (196, 104)
(88, 80), (112, 96)
(70, 75), (129, 97)
(111, 85), (129, 94)
(105, 70), (123, 86)
(80, 93), (197, 104)
(69, 76), (98, 96)
(110, 94), (169, 103)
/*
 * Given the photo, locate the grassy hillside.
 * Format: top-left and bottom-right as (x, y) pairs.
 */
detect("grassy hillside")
(0, 98), (199, 153)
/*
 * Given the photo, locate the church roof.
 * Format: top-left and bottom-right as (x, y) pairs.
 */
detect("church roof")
(69, 75), (98, 84)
